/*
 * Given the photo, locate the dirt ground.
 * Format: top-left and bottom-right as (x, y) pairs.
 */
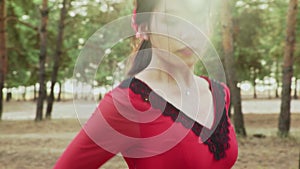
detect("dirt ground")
(0, 112), (300, 168)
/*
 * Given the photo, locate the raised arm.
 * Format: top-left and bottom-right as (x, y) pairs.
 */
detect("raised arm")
(54, 89), (140, 169)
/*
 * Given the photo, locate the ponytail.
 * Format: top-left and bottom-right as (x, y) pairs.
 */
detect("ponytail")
(127, 40), (152, 77)
(126, 0), (159, 77)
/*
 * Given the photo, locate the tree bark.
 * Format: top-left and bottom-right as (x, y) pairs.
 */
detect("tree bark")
(57, 81), (62, 102)
(294, 77), (298, 99)
(22, 87), (26, 101)
(35, 0), (48, 121)
(33, 84), (37, 101)
(278, 0), (298, 137)
(45, 0), (68, 119)
(6, 16), (38, 31)
(46, 82), (56, 120)
(0, 0), (7, 121)
(253, 72), (257, 99)
(221, 0), (246, 137)
(6, 89), (11, 102)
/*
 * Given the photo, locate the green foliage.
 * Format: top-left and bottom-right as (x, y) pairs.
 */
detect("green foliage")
(294, 3), (300, 79)
(6, 0), (133, 89)
(231, 0), (293, 85)
(5, 0), (300, 89)
(6, 1), (39, 87)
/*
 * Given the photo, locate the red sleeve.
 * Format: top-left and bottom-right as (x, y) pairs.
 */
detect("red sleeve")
(53, 129), (115, 169)
(54, 89), (140, 169)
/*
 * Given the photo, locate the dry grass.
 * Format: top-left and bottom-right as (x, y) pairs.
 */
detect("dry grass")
(0, 114), (299, 169)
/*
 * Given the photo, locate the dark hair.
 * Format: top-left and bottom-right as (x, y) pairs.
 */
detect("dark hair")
(127, 0), (158, 77)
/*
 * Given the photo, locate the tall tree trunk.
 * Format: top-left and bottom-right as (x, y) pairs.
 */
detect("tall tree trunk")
(298, 150), (300, 169)
(294, 77), (298, 99)
(253, 72), (257, 99)
(278, 0), (298, 137)
(57, 81), (62, 102)
(221, 0), (246, 137)
(6, 89), (11, 102)
(35, 0), (48, 121)
(33, 84), (37, 101)
(46, 0), (68, 119)
(22, 87), (26, 101)
(45, 81), (56, 119)
(275, 84), (280, 98)
(0, 0), (7, 121)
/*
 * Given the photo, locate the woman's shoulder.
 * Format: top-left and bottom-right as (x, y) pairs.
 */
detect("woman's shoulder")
(197, 75), (230, 104)
(101, 76), (151, 105)
(118, 76), (151, 94)
(198, 75), (229, 92)
(118, 77), (134, 88)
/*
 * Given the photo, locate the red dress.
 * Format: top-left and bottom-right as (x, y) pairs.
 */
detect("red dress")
(54, 76), (238, 169)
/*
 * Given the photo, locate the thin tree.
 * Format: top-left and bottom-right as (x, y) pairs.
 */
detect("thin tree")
(278, 0), (298, 137)
(57, 81), (62, 101)
(221, 0), (246, 136)
(294, 77), (298, 99)
(45, 0), (69, 119)
(35, 0), (48, 121)
(0, 0), (7, 120)
(299, 150), (300, 169)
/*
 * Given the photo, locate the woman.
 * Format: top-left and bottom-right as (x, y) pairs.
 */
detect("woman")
(54, 0), (238, 168)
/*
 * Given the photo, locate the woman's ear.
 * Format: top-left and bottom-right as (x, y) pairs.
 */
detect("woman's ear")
(136, 23), (149, 40)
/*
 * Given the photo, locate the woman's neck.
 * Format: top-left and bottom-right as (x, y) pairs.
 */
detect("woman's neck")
(145, 48), (196, 87)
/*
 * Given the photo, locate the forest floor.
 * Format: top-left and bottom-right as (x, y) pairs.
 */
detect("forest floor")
(0, 100), (300, 169)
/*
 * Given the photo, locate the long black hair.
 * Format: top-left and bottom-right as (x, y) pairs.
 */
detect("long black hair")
(127, 0), (159, 77)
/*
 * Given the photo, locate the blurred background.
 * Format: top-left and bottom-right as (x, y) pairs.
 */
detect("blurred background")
(0, 0), (299, 168)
